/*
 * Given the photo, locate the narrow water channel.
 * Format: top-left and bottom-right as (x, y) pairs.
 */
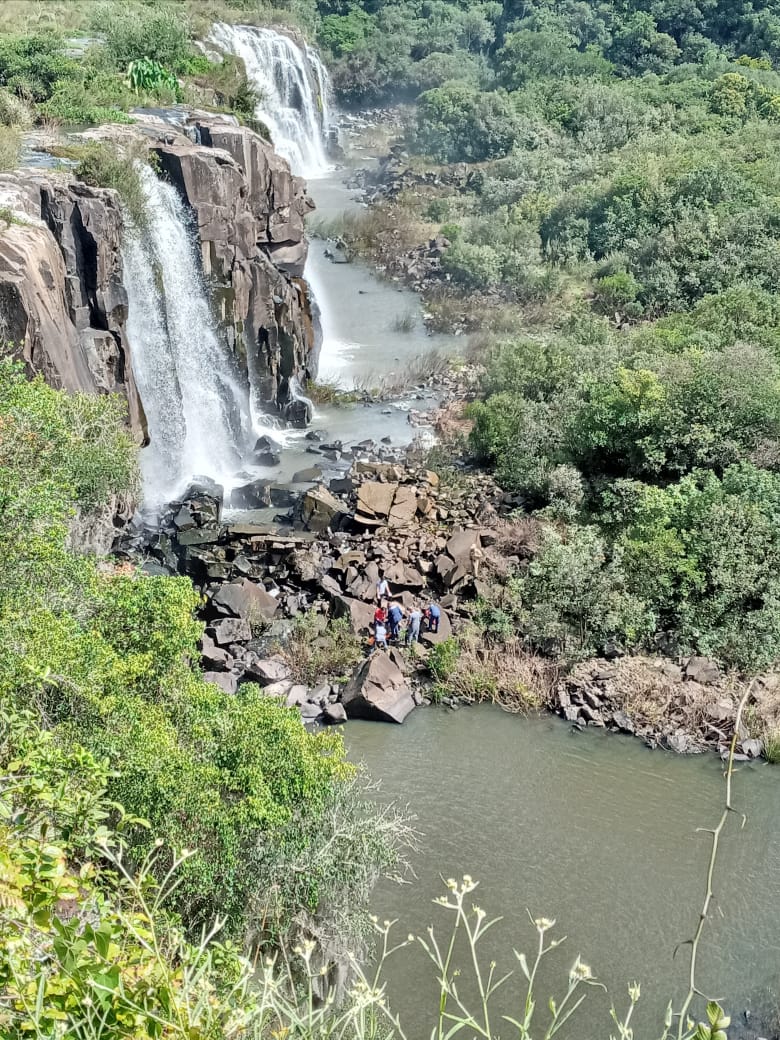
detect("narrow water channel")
(346, 708), (780, 1038)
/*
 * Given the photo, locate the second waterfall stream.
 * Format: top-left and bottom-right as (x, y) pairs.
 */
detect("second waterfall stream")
(208, 23), (332, 178)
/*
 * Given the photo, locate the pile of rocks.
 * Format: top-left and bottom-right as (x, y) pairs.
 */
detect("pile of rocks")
(136, 455), (505, 725)
(553, 655), (767, 758)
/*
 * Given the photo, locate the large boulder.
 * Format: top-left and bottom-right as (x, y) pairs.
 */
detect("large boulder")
(341, 653), (416, 724)
(300, 485), (349, 532)
(331, 594), (376, 636)
(227, 480), (272, 510)
(243, 654), (291, 686)
(356, 481), (396, 523)
(210, 617), (252, 646)
(388, 485), (418, 527)
(446, 528), (481, 568)
(210, 579), (279, 621)
(420, 608), (453, 646)
(203, 670), (238, 694)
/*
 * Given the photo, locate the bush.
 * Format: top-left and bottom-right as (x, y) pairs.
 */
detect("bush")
(0, 85), (32, 126)
(414, 83), (518, 162)
(90, 3), (193, 72)
(71, 141), (150, 228)
(510, 524), (652, 660)
(428, 636), (460, 681)
(279, 614), (363, 685)
(442, 239), (503, 289)
(0, 359), (403, 958)
(0, 31), (75, 101)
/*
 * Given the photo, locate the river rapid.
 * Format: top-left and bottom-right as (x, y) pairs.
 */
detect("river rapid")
(346, 707), (780, 1039)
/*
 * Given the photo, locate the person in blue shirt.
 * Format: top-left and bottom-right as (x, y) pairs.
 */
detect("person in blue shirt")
(387, 602), (404, 641)
(424, 603), (441, 633)
(406, 605), (423, 645)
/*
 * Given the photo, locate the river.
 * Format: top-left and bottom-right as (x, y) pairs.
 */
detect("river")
(346, 707), (780, 1038)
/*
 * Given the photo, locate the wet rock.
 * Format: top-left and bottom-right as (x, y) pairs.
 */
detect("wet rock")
(255, 451), (281, 467)
(341, 653), (416, 724)
(292, 465), (323, 483)
(254, 434), (282, 453)
(329, 476), (354, 496)
(323, 702), (347, 725)
(284, 397), (312, 427)
(177, 524), (221, 546)
(269, 485), (297, 508)
(228, 480), (272, 510)
(611, 710), (635, 734)
(741, 737), (763, 758)
(667, 731), (693, 754)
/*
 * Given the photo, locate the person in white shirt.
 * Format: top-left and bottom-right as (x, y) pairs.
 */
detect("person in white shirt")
(376, 574), (390, 606)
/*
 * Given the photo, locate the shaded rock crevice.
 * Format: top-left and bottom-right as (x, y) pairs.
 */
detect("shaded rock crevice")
(0, 173), (147, 440)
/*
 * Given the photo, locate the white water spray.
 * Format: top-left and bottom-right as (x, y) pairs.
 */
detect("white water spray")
(124, 166), (248, 511)
(209, 22), (332, 178)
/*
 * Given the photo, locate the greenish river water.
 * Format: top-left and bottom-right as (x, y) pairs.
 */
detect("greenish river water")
(346, 707), (780, 1039)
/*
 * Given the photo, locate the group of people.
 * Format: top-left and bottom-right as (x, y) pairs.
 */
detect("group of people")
(371, 574), (440, 652)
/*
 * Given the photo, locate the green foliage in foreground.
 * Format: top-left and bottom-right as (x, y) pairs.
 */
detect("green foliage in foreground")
(0, 359), (404, 957)
(0, 750), (735, 1040)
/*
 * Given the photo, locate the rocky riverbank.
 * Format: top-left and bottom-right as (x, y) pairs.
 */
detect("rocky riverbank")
(125, 427), (778, 762)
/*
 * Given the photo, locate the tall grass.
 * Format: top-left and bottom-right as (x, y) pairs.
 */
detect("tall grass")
(763, 724), (780, 763)
(9, 866), (726, 1040)
(0, 126), (20, 171)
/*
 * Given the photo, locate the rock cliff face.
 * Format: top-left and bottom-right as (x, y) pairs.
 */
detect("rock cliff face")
(0, 173), (146, 437)
(153, 115), (319, 413)
(0, 112), (319, 445)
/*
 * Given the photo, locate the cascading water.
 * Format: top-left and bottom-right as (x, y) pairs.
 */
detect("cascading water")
(124, 165), (248, 511)
(211, 23), (349, 385)
(209, 22), (332, 178)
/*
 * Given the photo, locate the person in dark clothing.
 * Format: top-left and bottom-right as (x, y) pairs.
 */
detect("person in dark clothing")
(387, 602), (404, 641)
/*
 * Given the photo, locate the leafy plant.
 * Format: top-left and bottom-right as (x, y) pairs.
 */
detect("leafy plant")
(126, 56), (182, 102)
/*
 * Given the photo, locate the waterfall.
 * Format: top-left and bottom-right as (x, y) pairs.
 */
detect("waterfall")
(209, 22), (332, 178)
(124, 165), (248, 511)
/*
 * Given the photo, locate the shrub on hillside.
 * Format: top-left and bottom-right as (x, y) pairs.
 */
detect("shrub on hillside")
(414, 83), (518, 162)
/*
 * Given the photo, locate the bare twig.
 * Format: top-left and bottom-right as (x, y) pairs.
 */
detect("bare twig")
(675, 680), (754, 1038)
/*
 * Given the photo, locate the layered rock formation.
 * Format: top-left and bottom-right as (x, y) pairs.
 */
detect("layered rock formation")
(0, 111), (319, 448)
(152, 116), (319, 411)
(0, 173), (146, 437)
